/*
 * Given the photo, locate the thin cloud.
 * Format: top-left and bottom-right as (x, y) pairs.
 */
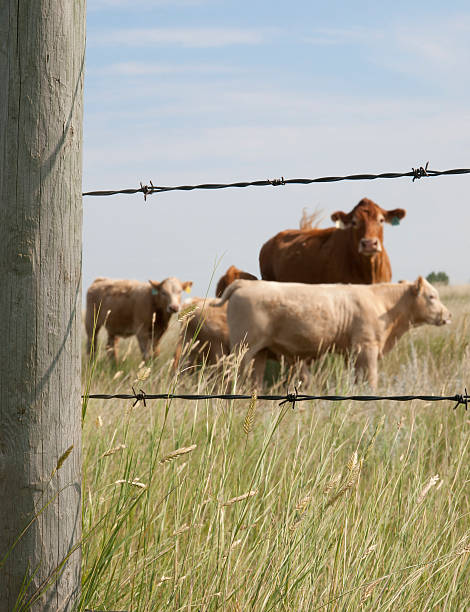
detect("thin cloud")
(90, 27), (272, 48)
(89, 0), (207, 8)
(302, 27), (382, 46)
(303, 17), (470, 85)
(94, 61), (242, 76)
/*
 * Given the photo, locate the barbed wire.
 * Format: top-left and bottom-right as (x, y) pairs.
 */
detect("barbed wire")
(83, 387), (469, 410)
(82, 163), (470, 200)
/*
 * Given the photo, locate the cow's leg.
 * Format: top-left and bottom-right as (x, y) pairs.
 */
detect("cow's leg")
(354, 344), (379, 389)
(297, 360), (311, 388)
(241, 343), (268, 389)
(252, 350), (268, 388)
(106, 334), (119, 364)
(136, 331), (152, 360)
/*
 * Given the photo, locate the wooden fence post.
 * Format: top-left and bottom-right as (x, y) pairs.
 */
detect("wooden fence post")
(0, 2), (86, 609)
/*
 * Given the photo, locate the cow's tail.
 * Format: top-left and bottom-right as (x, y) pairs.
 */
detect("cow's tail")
(213, 280), (245, 307)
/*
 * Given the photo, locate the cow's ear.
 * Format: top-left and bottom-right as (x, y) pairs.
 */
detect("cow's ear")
(331, 211), (351, 229)
(384, 208), (406, 225)
(182, 281), (193, 294)
(412, 276), (425, 295)
(149, 280), (161, 295)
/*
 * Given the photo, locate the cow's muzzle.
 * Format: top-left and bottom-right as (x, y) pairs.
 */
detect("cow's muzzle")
(437, 311), (452, 326)
(168, 304), (180, 313)
(359, 238), (381, 255)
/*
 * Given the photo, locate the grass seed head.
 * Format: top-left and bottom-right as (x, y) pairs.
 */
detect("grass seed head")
(295, 495), (313, 513)
(115, 478), (147, 489)
(102, 443), (126, 457)
(173, 524), (190, 536)
(361, 578), (382, 603)
(323, 472), (341, 494)
(417, 474), (440, 504)
(243, 390), (257, 435)
(222, 490), (258, 507)
(135, 365), (151, 383)
(160, 444), (197, 464)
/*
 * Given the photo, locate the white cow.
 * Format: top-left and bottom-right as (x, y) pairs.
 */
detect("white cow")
(216, 277), (451, 388)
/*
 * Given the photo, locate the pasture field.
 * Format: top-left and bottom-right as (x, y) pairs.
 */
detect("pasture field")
(80, 285), (470, 611)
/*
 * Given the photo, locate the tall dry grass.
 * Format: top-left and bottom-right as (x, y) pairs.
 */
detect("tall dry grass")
(79, 285), (470, 611)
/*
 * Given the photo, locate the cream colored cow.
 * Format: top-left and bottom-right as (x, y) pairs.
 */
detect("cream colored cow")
(217, 277), (451, 388)
(86, 276), (192, 362)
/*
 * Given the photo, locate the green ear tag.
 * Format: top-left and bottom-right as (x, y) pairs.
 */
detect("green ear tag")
(391, 216), (400, 226)
(151, 288), (159, 295)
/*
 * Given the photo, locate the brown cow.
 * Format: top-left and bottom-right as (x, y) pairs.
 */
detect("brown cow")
(217, 277), (451, 388)
(85, 276), (192, 362)
(174, 298), (230, 369)
(259, 198), (406, 284)
(215, 265), (257, 298)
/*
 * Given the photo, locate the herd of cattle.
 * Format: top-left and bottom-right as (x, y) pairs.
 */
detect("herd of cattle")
(85, 198), (451, 387)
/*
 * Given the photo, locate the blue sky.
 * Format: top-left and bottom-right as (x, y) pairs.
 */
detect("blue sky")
(83, 1), (470, 297)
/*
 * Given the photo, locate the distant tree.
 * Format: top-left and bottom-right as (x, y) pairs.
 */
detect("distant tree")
(426, 271), (449, 285)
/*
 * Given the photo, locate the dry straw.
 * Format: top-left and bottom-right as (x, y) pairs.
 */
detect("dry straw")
(160, 444), (197, 464)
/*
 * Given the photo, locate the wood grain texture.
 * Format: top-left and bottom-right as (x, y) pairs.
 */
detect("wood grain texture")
(0, 2), (85, 609)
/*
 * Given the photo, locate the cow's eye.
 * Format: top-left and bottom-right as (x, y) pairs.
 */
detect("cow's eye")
(351, 219), (357, 227)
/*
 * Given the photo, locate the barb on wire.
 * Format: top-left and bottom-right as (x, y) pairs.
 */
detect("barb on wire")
(140, 181), (154, 202)
(268, 177), (286, 186)
(82, 387), (470, 410)
(412, 161), (429, 182)
(82, 164), (470, 198)
(131, 387), (147, 408)
(453, 388), (468, 410)
(279, 386), (299, 409)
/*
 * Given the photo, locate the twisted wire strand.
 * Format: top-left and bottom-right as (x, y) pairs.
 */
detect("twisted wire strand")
(82, 166), (470, 198)
(83, 390), (469, 409)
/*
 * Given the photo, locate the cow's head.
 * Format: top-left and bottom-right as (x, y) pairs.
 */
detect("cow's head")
(148, 277), (193, 314)
(409, 276), (451, 326)
(331, 198), (406, 257)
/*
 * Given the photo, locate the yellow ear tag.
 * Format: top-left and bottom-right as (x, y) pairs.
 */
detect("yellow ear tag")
(185, 286), (191, 294)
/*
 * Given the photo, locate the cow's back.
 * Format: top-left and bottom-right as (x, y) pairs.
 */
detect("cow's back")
(260, 228), (351, 283)
(226, 280), (369, 357)
(259, 227), (391, 284)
